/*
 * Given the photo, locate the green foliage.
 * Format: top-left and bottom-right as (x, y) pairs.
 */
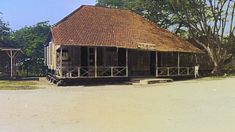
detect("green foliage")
(0, 13), (11, 40)
(96, 0), (125, 7)
(0, 13), (49, 76)
(11, 21), (50, 58)
(10, 21), (51, 76)
(96, 0), (188, 36)
(168, 0), (235, 74)
(96, 0), (235, 73)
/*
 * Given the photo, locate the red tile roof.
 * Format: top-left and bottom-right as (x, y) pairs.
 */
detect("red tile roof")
(51, 5), (202, 53)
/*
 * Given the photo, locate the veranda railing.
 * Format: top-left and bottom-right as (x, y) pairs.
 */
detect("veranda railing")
(55, 66), (195, 78)
(56, 66), (127, 78)
(156, 67), (195, 77)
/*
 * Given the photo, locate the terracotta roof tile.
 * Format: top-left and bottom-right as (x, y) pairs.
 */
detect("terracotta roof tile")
(51, 5), (202, 53)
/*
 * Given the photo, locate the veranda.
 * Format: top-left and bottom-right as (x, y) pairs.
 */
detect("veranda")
(46, 45), (196, 79)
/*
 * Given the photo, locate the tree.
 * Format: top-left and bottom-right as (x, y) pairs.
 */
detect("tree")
(99, 0), (235, 74)
(169, 0), (235, 74)
(0, 12), (11, 40)
(96, 0), (125, 7)
(96, 0), (186, 35)
(10, 21), (51, 76)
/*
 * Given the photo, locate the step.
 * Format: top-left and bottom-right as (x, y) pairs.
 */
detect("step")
(136, 78), (173, 85)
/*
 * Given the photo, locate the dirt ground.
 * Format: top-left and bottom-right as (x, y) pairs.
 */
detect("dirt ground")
(0, 77), (235, 132)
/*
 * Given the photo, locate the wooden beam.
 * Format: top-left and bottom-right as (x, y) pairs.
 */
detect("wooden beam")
(156, 51), (158, 77)
(111, 67), (114, 77)
(167, 67), (170, 76)
(94, 47), (97, 78)
(1, 48), (21, 51)
(60, 46), (63, 78)
(78, 67), (80, 77)
(177, 52), (180, 75)
(10, 50), (13, 77)
(5, 50), (19, 77)
(46, 46), (48, 66)
(126, 49), (128, 77)
(194, 54), (198, 64)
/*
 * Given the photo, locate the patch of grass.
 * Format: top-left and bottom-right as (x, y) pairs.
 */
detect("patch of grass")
(0, 81), (39, 90)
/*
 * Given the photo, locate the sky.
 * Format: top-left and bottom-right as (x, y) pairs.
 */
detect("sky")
(0, 0), (96, 30)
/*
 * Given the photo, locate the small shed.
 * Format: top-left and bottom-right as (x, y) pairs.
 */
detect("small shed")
(45, 5), (202, 82)
(0, 40), (21, 78)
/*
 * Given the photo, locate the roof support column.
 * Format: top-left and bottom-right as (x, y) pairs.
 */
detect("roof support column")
(177, 52), (180, 75)
(10, 50), (13, 77)
(156, 51), (158, 77)
(126, 49), (128, 77)
(94, 47), (97, 78)
(194, 54), (198, 64)
(60, 46), (63, 78)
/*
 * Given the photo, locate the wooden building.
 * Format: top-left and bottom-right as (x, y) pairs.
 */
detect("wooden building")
(44, 5), (202, 83)
(0, 41), (21, 78)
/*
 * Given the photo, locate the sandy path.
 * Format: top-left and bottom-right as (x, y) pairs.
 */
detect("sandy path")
(0, 77), (235, 132)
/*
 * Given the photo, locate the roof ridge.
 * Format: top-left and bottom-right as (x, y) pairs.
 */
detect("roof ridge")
(52, 5), (86, 27)
(52, 5), (180, 39)
(52, 5), (131, 28)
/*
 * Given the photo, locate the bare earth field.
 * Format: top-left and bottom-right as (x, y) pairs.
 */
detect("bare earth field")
(1, 77), (235, 132)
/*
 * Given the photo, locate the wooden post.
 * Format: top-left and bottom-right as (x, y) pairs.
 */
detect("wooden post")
(49, 43), (51, 67)
(126, 49), (128, 77)
(187, 67), (190, 75)
(94, 47), (97, 78)
(167, 67), (170, 76)
(177, 52), (180, 75)
(47, 45), (49, 66)
(156, 51), (158, 77)
(78, 67), (80, 77)
(111, 67), (114, 77)
(60, 46), (63, 78)
(195, 54), (198, 64)
(10, 50), (13, 77)
(6, 50), (18, 78)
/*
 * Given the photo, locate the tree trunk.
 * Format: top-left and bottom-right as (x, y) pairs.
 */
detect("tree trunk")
(211, 60), (221, 75)
(206, 48), (221, 75)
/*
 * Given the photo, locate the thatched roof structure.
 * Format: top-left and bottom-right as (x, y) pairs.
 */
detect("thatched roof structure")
(51, 5), (202, 53)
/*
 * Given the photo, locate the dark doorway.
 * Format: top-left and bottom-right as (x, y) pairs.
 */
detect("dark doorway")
(150, 51), (156, 76)
(118, 48), (126, 66)
(81, 47), (88, 66)
(128, 50), (151, 76)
